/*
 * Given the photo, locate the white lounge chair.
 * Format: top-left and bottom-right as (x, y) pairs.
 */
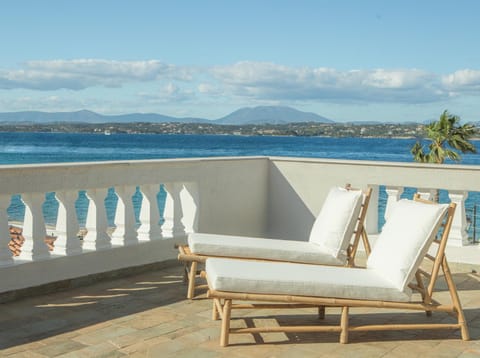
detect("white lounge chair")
(206, 196), (469, 346)
(178, 186), (372, 299)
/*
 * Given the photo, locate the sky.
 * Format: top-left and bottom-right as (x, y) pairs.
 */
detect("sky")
(1, 0), (479, 123)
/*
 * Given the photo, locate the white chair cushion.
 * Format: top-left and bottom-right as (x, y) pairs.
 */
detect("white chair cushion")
(308, 187), (363, 259)
(206, 258), (411, 302)
(189, 233), (344, 265)
(367, 199), (448, 290)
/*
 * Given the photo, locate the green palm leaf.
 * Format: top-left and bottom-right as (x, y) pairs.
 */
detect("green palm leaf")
(411, 110), (477, 164)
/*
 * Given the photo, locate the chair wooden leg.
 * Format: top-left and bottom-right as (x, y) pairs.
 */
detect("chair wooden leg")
(212, 299), (221, 320)
(318, 306), (325, 319)
(443, 258), (470, 340)
(182, 263), (189, 283)
(460, 316), (470, 341)
(415, 272), (432, 317)
(212, 299), (218, 320)
(340, 306), (349, 344)
(187, 261), (198, 300)
(220, 299), (232, 347)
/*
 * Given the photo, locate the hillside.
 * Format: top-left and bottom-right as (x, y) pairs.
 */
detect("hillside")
(215, 106), (333, 124)
(0, 110), (207, 124)
(0, 106), (333, 125)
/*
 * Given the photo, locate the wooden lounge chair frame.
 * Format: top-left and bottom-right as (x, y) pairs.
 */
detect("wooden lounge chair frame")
(177, 185), (373, 299)
(207, 196), (470, 346)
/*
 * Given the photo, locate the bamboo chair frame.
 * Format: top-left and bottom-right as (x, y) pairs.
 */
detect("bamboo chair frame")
(177, 186), (373, 299)
(207, 197), (470, 346)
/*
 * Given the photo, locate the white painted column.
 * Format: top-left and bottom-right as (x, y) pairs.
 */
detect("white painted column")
(180, 182), (199, 234)
(18, 192), (50, 261)
(83, 188), (111, 250)
(0, 194), (14, 266)
(162, 183), (186, 238)
(384, 186), (404, 222)
(137, 184), (161, 241)
(112, 185), (138, 246)
(416, 188), (437, 201)
(53, 190), (82, 255)
(448, 191), (469, 247)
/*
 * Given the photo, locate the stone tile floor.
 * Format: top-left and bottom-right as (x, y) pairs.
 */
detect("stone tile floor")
(1, 262), (479, 357)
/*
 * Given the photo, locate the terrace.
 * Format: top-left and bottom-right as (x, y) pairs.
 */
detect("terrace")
(1, 157), (479, 356)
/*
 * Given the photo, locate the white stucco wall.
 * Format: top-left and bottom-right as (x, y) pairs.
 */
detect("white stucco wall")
(267, 157), (480, 241)
(0, 157), (269, 293)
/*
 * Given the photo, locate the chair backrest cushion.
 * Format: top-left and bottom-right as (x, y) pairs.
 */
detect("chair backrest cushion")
(309, 186), (363, 259)
(367, 199), (448, 290)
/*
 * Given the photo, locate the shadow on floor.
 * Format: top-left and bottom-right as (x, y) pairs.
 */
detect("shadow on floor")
(0, 263), (189, 350)
(227, 307), (480, 346)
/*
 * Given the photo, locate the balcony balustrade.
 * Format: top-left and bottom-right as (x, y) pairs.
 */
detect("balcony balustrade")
(0, 156), (479, 295)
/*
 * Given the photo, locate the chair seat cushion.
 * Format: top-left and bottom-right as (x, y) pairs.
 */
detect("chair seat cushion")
(206, 258), (411, 302)
(189, 233), (344, 265)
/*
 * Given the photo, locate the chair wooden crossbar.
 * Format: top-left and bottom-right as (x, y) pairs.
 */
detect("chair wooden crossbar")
(177, 186), (373, 299)
(207, 199), (470, 346)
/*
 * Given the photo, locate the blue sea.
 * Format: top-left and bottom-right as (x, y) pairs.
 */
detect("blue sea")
(0, 132), (424, 164)
(2, 132), (479, 165)
(1, 132), (480, 235)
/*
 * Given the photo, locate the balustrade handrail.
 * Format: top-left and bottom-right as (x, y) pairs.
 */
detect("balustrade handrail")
(270, 156), (480, 192)
(0, 156), (268, 194)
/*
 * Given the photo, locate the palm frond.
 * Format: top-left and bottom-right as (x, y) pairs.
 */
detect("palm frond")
(410, 110), (477, 163)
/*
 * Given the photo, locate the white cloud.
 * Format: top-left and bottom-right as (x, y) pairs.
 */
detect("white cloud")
(361, 69), (432, 89)
(163, 83), (179, 96)
(442, 69), (480, 92)
(198, 83), (216, 94)
(0, 94), (89, 112)
(0, 59), (479, 108)
(210, 62), (443, 103)
(137, 83), (195, 103)
(0, 59), (192, 91)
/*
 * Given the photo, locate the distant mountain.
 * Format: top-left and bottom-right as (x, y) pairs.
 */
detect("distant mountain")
(0, 106), (334, 125)
(0, 110), (102, 123)
(0, 110), (208, 124)
(215, 106), (333, 125)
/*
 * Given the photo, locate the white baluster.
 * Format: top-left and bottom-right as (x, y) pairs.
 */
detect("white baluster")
(18, 192), (50, 261)
(448, 191), (469, 247)
(416, 188), (437, 201)
(162, 183), (186, 238)
(112, 185), (138, 246)
(83, 188), (111, 250)
(53, 190), (82, 255)
(0, 194), (14, 266)
(137, 184), (161, 241)
(384, 186), (404, 222)
(180, 182), (199, 234)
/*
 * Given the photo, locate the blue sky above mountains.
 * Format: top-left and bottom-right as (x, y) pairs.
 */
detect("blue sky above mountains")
(1, 0), (479, 122)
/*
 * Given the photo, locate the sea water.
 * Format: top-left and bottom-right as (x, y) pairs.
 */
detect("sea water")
(1, 132), (480, 234)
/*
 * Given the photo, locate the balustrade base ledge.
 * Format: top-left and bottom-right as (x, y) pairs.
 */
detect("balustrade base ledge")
(0, 258), (179, 304)
(0, 236), (186, 301)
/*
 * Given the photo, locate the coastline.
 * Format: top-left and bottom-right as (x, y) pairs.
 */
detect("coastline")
(0, 121), (428, 138)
